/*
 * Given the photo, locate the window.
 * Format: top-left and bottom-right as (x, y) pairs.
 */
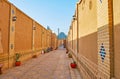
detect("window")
(12, 9), (14, 14)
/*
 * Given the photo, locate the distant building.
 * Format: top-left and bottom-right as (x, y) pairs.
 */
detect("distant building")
(57, 32), (67, 40)
(57, 32), (67, 47)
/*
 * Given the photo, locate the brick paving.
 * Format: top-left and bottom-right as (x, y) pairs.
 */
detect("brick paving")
(0, 48), (81, 79)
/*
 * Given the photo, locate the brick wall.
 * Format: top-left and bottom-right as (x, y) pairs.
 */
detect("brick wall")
(34, 22), (42, 50)
(0, 0), (57, 71)
(113, 0), (120, 78)
(52, 33), (57, 49)
(72, 19), (77, 56)
(67, 0), (117, 79)
(0, 0), (10, 69)
(67, 0), (98, 78)
(0, 0), (10, 54)
(77, 0), (98, 79)
(97, 0), (114, 78)
(15, 9), (33, 52)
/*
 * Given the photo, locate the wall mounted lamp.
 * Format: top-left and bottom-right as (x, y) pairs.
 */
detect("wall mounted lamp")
(73, 15), (77, 20)
(12, 16), (17, 21)
(33, 27), (36, 30)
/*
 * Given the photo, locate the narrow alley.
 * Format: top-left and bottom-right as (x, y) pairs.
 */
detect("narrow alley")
(0, 48), (81, 79)
(1, 0), (120, 79)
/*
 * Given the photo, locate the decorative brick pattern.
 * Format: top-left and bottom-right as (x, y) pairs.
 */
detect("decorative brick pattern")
(69, 47), (98, 79)
(67, 0), (114, 78)
(99, 43), (106, 62)
(97, 0), (114, 78)
(98, 25), (110, 79)
(77, 55), (98, 79)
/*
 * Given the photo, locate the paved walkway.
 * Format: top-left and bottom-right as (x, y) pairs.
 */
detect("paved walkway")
(0, 49), (81, 79)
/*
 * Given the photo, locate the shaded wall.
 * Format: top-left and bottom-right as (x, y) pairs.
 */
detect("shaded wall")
(97, 0), (114, 78)
(77, 0), (97, 78)
(67, 0), (98, 79)
(113, 0), (120, 78)
(73, 19), (77, 55)
(67, 0), (119, 78)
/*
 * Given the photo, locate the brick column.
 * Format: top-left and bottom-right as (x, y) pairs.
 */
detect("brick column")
(8, 4), (16, 68)
(32, 21), (35, 51)
(97, 0), (114, 78)
(32, 21), (36, 56)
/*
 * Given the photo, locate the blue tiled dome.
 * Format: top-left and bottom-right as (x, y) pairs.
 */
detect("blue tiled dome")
(58, 32), (67, 39)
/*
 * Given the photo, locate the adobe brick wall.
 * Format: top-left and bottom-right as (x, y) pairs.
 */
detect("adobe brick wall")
(97, 25), (111, 79)
(97, 0), (114, 78)
(0, 0), (10, 70)
(42, 28), (47, 49)
(34, 22), (42, 50)
(114, 24), (120, 79)
(47, 30), (52, 48)
(77, 0), (98, 78)
(67, 0), (98, 78)
(0, 0), (58, 71)
(0, 0), (10, 54)
(68, 0), (120, 79)
(69, 28), (72, 49)
(77, 0), (97, 62)
(113, 0), (120, 79)
(15, 9), (33, 52)
(8, 4), (16, 68)
(72, 19), (77, 56)
(52, 33), (57, 49)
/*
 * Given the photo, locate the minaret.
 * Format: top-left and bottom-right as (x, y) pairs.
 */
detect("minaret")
(58, 28), (59, 36)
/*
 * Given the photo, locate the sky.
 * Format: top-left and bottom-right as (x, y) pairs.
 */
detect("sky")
(9, 0), (78, 35)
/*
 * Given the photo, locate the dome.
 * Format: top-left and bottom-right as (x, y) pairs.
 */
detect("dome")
(58, 32), (67, 39)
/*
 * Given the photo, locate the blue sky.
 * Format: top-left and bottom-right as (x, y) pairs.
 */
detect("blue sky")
(9, 0), (78, 35)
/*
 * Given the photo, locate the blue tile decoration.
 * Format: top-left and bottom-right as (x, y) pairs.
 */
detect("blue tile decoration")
(99, 43), (106, 62)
